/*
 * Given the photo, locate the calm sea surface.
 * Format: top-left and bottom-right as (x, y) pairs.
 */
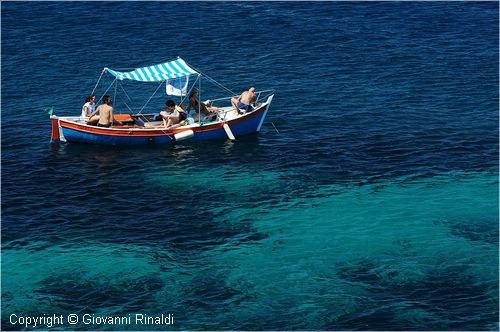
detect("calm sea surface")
(1, 2), (499, 330)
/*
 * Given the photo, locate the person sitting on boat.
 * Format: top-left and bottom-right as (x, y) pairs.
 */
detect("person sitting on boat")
(231, 87), (256, 114)
(188, 88), (220, 120)
(155, 100), (172, 121)
(87, 95), (123, 127)
(160, 100), (188, 128)
(81, 95), (96, 120)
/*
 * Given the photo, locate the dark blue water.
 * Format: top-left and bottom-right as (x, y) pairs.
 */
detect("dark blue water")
(2, 2), (498, 331)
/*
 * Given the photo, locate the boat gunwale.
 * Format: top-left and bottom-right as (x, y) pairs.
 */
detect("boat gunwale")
(57, 100), (271, 137)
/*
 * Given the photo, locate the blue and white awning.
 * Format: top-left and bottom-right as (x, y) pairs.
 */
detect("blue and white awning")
(104, 57), (198, 82)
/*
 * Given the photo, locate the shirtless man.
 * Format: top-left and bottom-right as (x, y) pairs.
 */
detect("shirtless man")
(231, 87), (256, 114)
(87, 95), (122, 127)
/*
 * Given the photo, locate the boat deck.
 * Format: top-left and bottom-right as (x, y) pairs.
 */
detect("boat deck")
(70, 106), (242, 130)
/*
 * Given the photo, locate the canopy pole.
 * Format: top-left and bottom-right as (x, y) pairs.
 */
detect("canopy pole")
(198, 77), (201, 121)
(182, 74), (201, 114)
(113, 79), (118, 113)
(91, 69), (106, 96)
(179, 74), (199, 105)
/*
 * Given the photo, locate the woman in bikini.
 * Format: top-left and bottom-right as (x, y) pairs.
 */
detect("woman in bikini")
(188, 88), (220, 121)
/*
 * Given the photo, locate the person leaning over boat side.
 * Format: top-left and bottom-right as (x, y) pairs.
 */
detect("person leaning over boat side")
(87, 95), (123, 128)
(159, 99), (188, 128)
(81, 95), (96, 119)
(231, 87), (256, 114)
(158, 99), (176, 123)
(188, 88), (220, 118)
(155, 100), (171, 121)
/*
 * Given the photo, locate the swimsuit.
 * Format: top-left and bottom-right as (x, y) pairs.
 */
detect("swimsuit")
(237, 101), (254, 112)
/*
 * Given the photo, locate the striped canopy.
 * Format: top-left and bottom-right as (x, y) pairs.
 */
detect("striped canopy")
(104, 58), (198, 82)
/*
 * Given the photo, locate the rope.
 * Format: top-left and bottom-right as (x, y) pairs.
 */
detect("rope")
(184, 61), (236, 96)
(119, 81), (133, 102)
(122, 101), (134, 113)
(270, 122), (280, 134)
(138, 80), (164, 114)
(96, 78), (117, 105)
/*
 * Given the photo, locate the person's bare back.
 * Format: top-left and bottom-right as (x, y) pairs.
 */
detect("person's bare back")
(239, 87), (256, 105)
(231, 87), (256, 114)
(96, 104), (113, 125)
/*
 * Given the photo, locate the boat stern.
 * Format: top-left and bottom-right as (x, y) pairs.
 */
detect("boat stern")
(50, 116), (66, 143)
(50, 116), (60, 143)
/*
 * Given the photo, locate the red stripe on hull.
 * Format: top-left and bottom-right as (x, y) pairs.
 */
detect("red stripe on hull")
(58, 105), (266, 137)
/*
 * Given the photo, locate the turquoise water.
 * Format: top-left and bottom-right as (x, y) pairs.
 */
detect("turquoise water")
(3, 171), (498, 330)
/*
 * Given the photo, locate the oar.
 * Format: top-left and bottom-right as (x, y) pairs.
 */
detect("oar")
(223, 123), (235, 140)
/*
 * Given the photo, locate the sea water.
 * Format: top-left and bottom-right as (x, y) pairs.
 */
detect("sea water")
(1, 2), (498, 330)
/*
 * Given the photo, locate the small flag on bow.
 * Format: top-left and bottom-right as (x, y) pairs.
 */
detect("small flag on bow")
(43, 107), (54, 116)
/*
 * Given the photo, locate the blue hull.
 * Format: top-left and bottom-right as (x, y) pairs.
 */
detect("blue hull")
(58, 100), (271, 145)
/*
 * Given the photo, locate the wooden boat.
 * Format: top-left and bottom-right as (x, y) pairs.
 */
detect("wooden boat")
(49, 57), (274, 145)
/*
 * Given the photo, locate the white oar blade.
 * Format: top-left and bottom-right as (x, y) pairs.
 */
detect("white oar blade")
(223, 123), (235, 140)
